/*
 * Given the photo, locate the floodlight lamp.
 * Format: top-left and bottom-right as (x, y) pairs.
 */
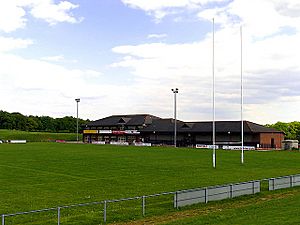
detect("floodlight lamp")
(171, 88), (179, 93)
(75, 98), (80, 103)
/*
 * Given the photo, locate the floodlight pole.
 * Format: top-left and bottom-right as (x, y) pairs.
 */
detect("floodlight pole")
(240, 26), (244, 164)
(75, 98), (80, 143)
(171, 88), (179, 147)
(212, 18), (216, 168)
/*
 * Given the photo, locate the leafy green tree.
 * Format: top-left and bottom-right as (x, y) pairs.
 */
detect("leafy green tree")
(40, 116), (56, 132)
(26, 116), (39, 131)
(55, 116), (77, 132)
(266, 121), (300, 141)
(11, 113), (27, 130)
(0, 110), (88, 133)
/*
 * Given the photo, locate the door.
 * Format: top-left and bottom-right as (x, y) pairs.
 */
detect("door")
(271, 138), (275, 148)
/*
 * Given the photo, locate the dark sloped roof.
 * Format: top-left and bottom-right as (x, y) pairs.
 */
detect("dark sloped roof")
(141, 119), (283, 133)
(118, 117), (131, 124)
(141, 118), (185, 132)
(246, 121), (281, 133)
(189, 121), (252, 133)
(86, 114), (161, 127)
(86, 113), (283, 134)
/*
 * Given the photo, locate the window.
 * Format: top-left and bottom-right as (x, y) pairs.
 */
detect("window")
(118, 136), (126, 142)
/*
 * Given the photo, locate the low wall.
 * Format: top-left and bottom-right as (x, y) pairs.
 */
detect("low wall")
(174, 180), (260, 208)
(269, 174), (300, 191)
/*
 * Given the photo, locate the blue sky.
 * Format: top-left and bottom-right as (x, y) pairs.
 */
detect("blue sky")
(0, 0), (300, 124)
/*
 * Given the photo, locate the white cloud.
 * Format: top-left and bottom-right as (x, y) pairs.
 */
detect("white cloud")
(112, 41), (211, 80)
(198, 0), (300, 38)
(275, 0), (300, 18)
(1, 0), (300, 124)
(121, 0), (227, 11)
(121, 0), (228, 20)
(0, 54), (97, 95)
(113, 0), (300, 123)
(122, 0), (300, 35)
(0, 2), (27, 33)
(41, 55), (79, 63)
(0, 0), (81, 33)
(147, 33), (168, 39)
(0, 36), (33, 52)
(41, 55), (65, 62)
(30, 0), (82, 25)
(0, 52), (108, 119)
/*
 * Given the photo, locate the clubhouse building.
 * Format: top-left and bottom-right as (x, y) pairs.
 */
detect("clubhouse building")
(83, 114), (284, 149)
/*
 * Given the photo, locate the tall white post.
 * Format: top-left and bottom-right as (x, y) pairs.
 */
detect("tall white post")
(240, 26), (244, 164)
(212, 18), (216, 168)
(75, 98), (80, 143)
(171, 88), (179, 147)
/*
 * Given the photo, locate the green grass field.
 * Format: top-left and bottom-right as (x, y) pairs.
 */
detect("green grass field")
(0, 143), (300, 224)
(129, 187), (300, 225)
(0, 129), (80, 142)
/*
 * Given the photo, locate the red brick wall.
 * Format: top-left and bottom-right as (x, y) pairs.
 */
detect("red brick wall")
(260, 133), (284, 149)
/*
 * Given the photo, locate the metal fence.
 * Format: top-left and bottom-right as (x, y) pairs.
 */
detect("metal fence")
(2, 174), (300, 225)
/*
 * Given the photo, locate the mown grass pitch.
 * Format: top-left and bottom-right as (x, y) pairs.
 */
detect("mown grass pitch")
(0, 129), (80, 142)
(132, 187), (300, 225)
(0, 143), (300, 224)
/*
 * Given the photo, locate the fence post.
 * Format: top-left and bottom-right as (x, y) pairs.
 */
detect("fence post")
(57, 207), (61, 225)
(103, 201), (107, 223)
(252, 181), (255, 194)
(205, 188), (208, 203)
(174, 191), (178, 209)
(269, 178), (275, 191)
(2, 214), (4, 225)
(290, 176), (293, 188)
(142, 196), (145, 216)
(230, 184), (233, 198)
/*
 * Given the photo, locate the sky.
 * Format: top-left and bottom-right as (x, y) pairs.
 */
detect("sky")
(0, 0), (300, 124)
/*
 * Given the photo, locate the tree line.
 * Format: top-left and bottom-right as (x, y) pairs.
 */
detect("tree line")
(266, 121), (300, 141)
(0, 110), (89, 133)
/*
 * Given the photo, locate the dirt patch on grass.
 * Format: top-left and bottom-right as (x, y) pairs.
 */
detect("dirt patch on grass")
(111, 188), (300, 225)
